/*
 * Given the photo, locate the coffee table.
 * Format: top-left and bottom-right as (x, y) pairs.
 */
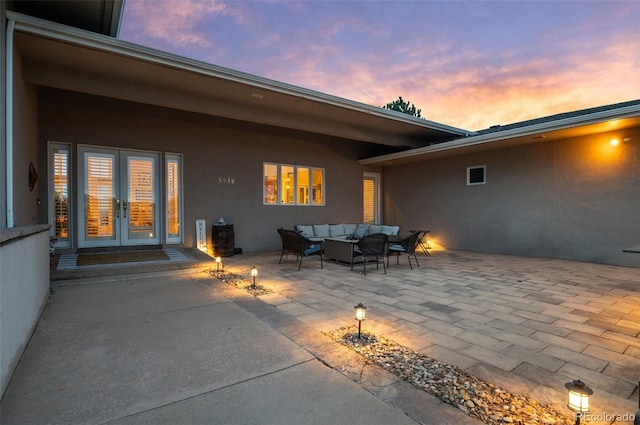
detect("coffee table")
(323, 238), (363, 264)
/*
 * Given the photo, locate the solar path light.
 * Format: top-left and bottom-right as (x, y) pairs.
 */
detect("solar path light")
(354, 303), (366, 339)
(250, 266), (258, 289)
(565, 379), (593, 425)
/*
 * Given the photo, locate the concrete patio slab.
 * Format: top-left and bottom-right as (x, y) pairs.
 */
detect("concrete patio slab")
(1, 268), (478, 425)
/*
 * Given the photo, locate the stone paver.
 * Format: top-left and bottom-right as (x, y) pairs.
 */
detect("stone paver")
(217, 249), (640, 424)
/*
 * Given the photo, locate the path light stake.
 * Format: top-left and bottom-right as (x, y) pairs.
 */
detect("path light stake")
(354, 303), (366, 339)
(565, 379), (593, 425)
(251, 267), (257, 289)
(215, 256), (222, 272)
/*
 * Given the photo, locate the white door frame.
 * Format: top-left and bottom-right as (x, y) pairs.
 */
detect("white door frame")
(77, 146), (161, 248)
(363, 172), (381, 224)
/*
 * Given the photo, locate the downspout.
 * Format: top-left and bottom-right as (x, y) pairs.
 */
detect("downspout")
(5, 18), (14, 228)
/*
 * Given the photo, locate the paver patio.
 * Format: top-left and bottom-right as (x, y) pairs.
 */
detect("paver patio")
(217, 249), (640, 423)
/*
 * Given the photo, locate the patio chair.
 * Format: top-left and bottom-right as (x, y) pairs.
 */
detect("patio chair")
(387, 231), (421, 269)
(409, 229), (431, 256)
(351, 233), (388, 275)
(277, 228), (323, 270)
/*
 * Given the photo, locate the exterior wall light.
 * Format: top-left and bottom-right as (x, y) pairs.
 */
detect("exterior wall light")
(426, 238), (433, 250)
(611, 139), (620, 146)
(565, 379), (593, 425)
(354, 303), (367, 338)
(251, 267), (258, 289)
(215, 256), (222, 272)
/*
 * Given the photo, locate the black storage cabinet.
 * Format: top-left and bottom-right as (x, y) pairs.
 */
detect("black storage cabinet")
(212, 224), (234, 257)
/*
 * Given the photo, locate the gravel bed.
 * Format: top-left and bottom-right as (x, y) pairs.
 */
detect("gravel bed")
(208, 269), (273, 296)
(326, 326), (573, 425)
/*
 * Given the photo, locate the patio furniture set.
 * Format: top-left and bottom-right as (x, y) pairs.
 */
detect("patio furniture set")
(277, 224), (429, 273)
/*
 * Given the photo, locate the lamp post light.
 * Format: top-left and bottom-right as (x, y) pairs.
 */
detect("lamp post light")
(354, 303), (366, 339)
(250, 267), (258, 289)
(565, 379), (593, 425)
(215, 256), (222, 272)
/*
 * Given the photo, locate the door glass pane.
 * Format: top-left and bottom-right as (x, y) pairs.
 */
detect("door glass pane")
(311, 168), (324, 205)
(281, 165), (295, 204)
(263, 163), (278, 204)
(128, 157), (155, 240)
(52, 148), (70, 242)
(86, 154), (115, 240)
(167, 156), (181, 240)
(363, 177), (375, 223)
(297, 167), (309, 205)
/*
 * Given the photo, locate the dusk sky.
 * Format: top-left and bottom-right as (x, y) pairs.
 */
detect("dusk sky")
(120, 1), (640, 131)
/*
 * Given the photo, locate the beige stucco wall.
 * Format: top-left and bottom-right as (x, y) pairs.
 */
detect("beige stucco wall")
(37, 88), (373, 253)
(0, 226), (50, 397)
(383, 130), (640, 267)
(12, 47), (40, 227)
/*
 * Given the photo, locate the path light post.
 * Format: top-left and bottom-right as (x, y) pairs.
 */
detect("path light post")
(250, 267), (257, 289)
(354, 303), (366, 339)
(215, 256), (222, 272)
(565, 379), (593, 425)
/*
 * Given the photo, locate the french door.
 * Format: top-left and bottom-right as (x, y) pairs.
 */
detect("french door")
(78, 147), (160, 247)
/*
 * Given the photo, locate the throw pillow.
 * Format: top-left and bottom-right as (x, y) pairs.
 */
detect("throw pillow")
(354, 224), (369, 238)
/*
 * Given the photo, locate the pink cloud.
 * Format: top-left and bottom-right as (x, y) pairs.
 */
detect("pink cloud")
(122, 0), (242, 49)
(120, 1), (639, 132)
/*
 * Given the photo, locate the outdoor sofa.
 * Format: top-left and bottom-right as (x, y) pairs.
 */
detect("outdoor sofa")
(293, 223), (400, 265)
(294, 223), (400, 242)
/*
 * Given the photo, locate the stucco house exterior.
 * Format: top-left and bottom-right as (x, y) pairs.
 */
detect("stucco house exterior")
(1, 0), (638, 396)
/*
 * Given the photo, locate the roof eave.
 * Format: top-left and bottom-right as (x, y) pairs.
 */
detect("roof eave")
(8, 10), (469, 140)
(359, 103), (640, 166)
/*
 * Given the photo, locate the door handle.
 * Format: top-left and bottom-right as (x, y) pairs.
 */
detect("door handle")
(123, 200), (128, 218)
(116, 199), (120, 218)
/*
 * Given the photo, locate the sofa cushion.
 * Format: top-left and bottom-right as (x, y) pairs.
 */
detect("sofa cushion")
(355, 224), (369, 238)
(329, 224), (345, 237)
(381, 225), (400, 235)
(313, 224), (331, 238)
(296, 225), (314, 238)
(368, 224), (382, 235)
(343, 223), (358, 235)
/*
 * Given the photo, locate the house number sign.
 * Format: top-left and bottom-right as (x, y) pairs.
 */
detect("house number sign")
(219, 177), (235, 184)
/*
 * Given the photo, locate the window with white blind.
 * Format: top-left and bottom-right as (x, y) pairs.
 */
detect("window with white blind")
(48, 143), (72, 247)
(363, 172), (380, 224)
(263, 163), (324, 206)
(86, 153), (116, 239)
(166, 154), (183, 243)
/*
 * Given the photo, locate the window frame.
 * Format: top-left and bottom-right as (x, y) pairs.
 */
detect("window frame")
(165, 153), (184, 244)
(263, 162), (324, 206)
(48, 142), (72, 248)
(363, 172), (380, 224)
(467, 165), (486, 186)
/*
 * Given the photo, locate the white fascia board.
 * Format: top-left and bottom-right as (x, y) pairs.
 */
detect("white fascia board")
(8, 11), (469, 137)
(359, 103), (640, 165)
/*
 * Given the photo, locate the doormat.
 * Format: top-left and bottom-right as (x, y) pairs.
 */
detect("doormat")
(77, 250), (170, 266)
(56, 249), (191, 270)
